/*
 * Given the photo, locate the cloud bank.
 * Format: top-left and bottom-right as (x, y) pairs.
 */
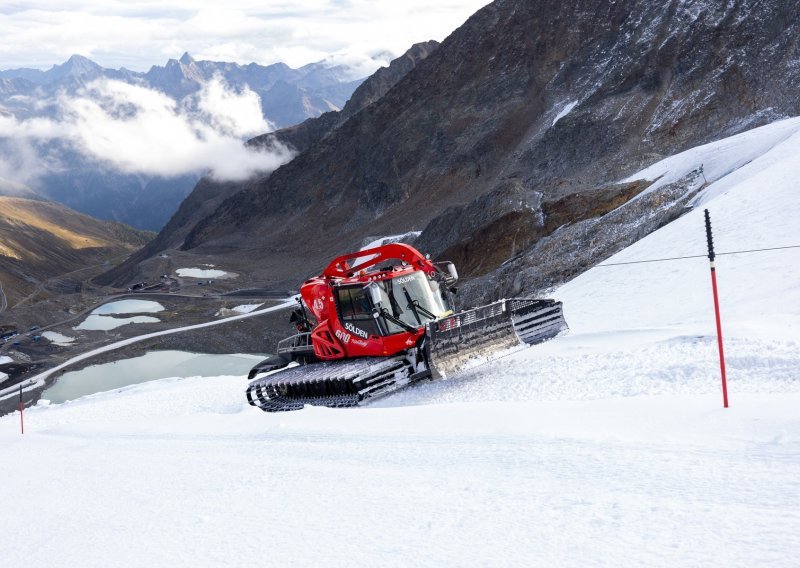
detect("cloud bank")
(0, 77), (294, 183)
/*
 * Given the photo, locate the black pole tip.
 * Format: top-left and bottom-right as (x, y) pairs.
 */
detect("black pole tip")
(704, 209), (715, 261)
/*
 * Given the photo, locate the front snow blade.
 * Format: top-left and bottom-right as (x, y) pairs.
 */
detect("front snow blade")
(425, 298), (567, 378)
(508, 299), (568, 345)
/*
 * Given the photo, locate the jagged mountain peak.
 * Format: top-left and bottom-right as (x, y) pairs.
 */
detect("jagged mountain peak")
(46, 54), (103, 79)
(179, 52), (195, 65)
(62, 54), (97, 67)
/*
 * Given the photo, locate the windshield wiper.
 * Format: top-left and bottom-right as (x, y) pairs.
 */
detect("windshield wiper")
(412, 301), (436, 320)
(402, 287), (422, 325)
(402, 286), (437, 322)
(379, 307), (417, 332)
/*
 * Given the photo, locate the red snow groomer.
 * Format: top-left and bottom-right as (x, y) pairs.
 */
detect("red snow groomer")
(246, 243), (567, 411)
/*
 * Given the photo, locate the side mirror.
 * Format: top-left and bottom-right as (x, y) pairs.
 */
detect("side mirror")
(446, 263), (458, 282)
(438, 261), (458, 283)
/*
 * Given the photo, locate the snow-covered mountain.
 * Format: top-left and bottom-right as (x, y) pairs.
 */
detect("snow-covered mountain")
(2, 118), (798, 566)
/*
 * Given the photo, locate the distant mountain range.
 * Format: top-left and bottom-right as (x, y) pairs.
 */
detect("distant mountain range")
(0, 53), (371, 230)
(0, 52), (367, 127)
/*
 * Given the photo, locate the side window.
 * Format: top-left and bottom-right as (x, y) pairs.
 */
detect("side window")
(337, 287), (371, 318)
(336, 286), (381, 337)
(338, 288), (355, 319)
(351, 288), (371, 317)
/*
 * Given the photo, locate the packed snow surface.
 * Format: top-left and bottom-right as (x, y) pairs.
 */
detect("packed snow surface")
(625, 116), (800, 204)
(176, 268), (228, 278)
(3, 120), (800, 566)
(0, 355), (12, 365)
(92, 299), (165, 315)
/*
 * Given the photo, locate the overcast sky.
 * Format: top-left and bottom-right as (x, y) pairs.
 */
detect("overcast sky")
(0, 1), (490, 72)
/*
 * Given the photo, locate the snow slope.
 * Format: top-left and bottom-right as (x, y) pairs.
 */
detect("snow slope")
(2, 120), (800, 566)
(4, 378), (799, 567)
(569, 116), (800, 341)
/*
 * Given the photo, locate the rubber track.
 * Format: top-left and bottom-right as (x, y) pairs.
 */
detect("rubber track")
(247, 357), (415, 412)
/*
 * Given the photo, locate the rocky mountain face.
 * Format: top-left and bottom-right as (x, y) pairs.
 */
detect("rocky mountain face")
(0, 54), (369, 231)
(252, 41), (440, 155)
(102, 0), (800, 299)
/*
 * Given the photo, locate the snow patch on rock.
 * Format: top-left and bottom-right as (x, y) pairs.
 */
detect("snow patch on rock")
(552, 100), (578, 126)
(215, 304), (263, 317)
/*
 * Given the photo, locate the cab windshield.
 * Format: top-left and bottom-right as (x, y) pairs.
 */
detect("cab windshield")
(371, 271), (450, 333)
(335, 271), (451, 336)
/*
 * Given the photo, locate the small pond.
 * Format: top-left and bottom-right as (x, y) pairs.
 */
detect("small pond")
(74, 314), (160, 331)
(92, 299), (165, 315)
(42, 331), (75, 346)
(176, 268), (229, 278)
(42, 350), (266, 403)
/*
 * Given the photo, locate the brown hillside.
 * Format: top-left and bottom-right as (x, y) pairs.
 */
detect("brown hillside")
(0, 196), (152, 305)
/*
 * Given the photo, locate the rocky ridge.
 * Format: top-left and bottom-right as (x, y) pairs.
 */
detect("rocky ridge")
(103, 0), (800, 299)
(251, 41), (441, 155)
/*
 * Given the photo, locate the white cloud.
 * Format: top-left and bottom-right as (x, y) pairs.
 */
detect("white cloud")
(193, 76), (272, 138)
(0, 1), (490, 71)
(0, 136), (56, 186)
(0, 78), (294, 182)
